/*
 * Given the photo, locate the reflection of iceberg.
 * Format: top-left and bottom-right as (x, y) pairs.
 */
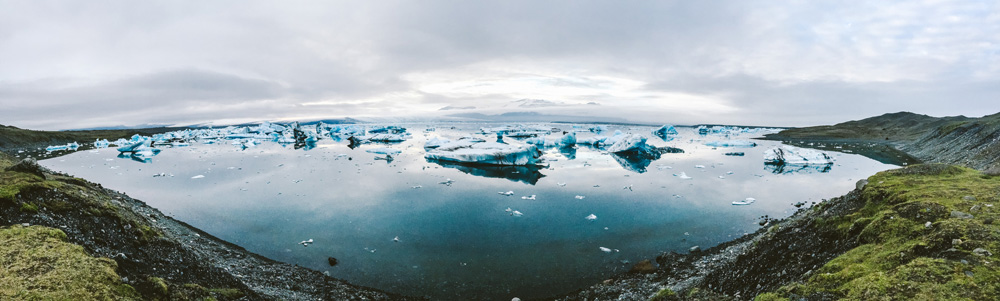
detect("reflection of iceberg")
(764, 145), (834, 174)
(610, 152), (655, 173)
(426, 159), (545, 185)
(558, 146), (577, 160)
(765, 163), (832, 174)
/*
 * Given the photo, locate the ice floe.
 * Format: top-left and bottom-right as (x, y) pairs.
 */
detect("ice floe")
(425, 141), (543, 166)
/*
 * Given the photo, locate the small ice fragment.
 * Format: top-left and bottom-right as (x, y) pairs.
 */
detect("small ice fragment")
(585, 214), (597, 221)
(732, 198), (756, 205)
(299, 239), (314, 246)
(191, 175), (205, 179)
(657, 165), (673, 170)
(511, 210), (523, 217)
(521, 195), (536, 200)
(575, 195), (585, 199)
(393, 236), (400, 242)
(557, 182), (567, 186)
(439, 179), (454, 186)
(505, 207), (512, 213)
(727, 171), (734, 174)
(499, 191), (514, 196)
(718, 175), (726, 179)
(676, 172), (692, 179)
(599, 247), (612, 253)
(623, 185), (632, 191)
(411, 185), (422, 189)
(695, 165), (706, 169)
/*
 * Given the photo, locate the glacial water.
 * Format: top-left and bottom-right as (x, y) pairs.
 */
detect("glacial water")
(40, 123), (896, 300)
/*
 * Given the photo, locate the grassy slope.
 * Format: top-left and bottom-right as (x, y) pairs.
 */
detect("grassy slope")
(756, 164), (999, 300)
(0, 225), (140, 300)
(0, 124), (181, 152)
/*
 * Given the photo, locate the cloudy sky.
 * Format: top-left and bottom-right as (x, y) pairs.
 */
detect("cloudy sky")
(2, 0), (998, 130)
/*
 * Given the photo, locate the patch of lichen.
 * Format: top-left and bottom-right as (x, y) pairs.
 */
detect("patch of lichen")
(0, 225), (140, 300)
(760, 164), (1000, 299)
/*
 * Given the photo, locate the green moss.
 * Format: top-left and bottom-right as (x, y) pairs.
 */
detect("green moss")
(754, 292), (788, 301)
(148, 277), (170, 296)
(19, 202), (38, 213)
(758, 164), (1000, 299)
(650, 288), (678, 301)
(0, 225), (140, 300)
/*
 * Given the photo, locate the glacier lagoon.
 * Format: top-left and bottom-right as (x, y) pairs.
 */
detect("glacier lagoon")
(40, 123), (896, 300)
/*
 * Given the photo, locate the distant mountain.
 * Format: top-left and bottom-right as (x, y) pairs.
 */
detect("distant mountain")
(67, 123), (173, 131)
(763, 111), (1000, 170)
(447, 111), (632, 124)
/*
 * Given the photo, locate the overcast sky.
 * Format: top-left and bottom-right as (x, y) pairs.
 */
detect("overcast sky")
(2, 0), (998, 130)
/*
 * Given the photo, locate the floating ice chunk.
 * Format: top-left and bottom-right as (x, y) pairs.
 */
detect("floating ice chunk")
(585, 214), (597, 221)
(94, 139), (111, 148)
(521, 195), (536, 200)
(499, 191), (514, 196)
(676, 172), (692, 179)
(606, 134), (657, 155)
(560, 132), (577, 146)
(732, 198), (756, 205)
(656, 165), (673, 170)
(505, 207), (512, 213)
(764, 145), (834, 165)
(725, 152), (745, 156)
(424, 137), (452, 149)
(411, 185), (422, 189)
(704, 140), (758, 148)
(393, 236), (400, 242)
(191, 175), (205, 179)
(589, 125), (607, 133)
(557, 182), (567, 186)
(511, 210), (523, 217)
(366, 147), (402, 155)
(718, 175), (726, 179)
(439, 178), (454, 186)
(599, 247), (612, 253)
(425, 141), (543, 166)
(695, 165), (706, 169)
(299, 238), (314, 246)
(653, 124), (678, 139)
(575, 195), (585, 199)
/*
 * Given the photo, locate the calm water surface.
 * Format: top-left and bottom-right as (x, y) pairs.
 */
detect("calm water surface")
(41, 123), (896, 300)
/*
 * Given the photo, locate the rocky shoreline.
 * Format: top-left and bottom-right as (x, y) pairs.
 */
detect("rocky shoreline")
(1, 154), (418, 300)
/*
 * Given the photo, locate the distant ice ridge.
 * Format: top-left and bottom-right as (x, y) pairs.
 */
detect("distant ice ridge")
(697, 125), (781, 137)
(704, 140), (758, 148)
(93, 139), (111, 148)
(425, 141), (543, 166)
(764, 145), (834, 165)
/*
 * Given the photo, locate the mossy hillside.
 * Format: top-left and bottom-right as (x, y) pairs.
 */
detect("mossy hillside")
(761, 164), (1000, 300)
(0, 225), (140, 300)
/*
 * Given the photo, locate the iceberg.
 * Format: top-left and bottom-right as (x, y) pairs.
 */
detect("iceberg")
(732, 198), (756, 205)
(424, 137), (452, 149)
(425, 141), (543, 166)
(366, 147), (402, 155)
(559, 132), (577, 146)
(585, 214), (597, 221)
(93, 139), (111, 148)
(704, 140), (758, 148)
(45, 142), (80, 152)
(764, 145), (834, 165)
(652, 124), (678, 140)
(363, 133), (410, 143)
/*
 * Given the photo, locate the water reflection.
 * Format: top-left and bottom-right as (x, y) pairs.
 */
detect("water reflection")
(764, 163), (833, 174)
(426, 158), (546, 185)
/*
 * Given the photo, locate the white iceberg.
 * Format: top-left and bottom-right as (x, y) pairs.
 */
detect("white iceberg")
(599, 247), (612, 253)
(191, 175), (205, 179)
(560, 132), (577, 146)
(424, 137), (452, 149)
(521, 195), (536, 200)
(499, 191), (514, 196)
(585, 214), (597, 221)
(606, 134), (653, 154)
(363, 133), (410, 142)
(425, 141), (543, 166)
(764, 145), (834, 165)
